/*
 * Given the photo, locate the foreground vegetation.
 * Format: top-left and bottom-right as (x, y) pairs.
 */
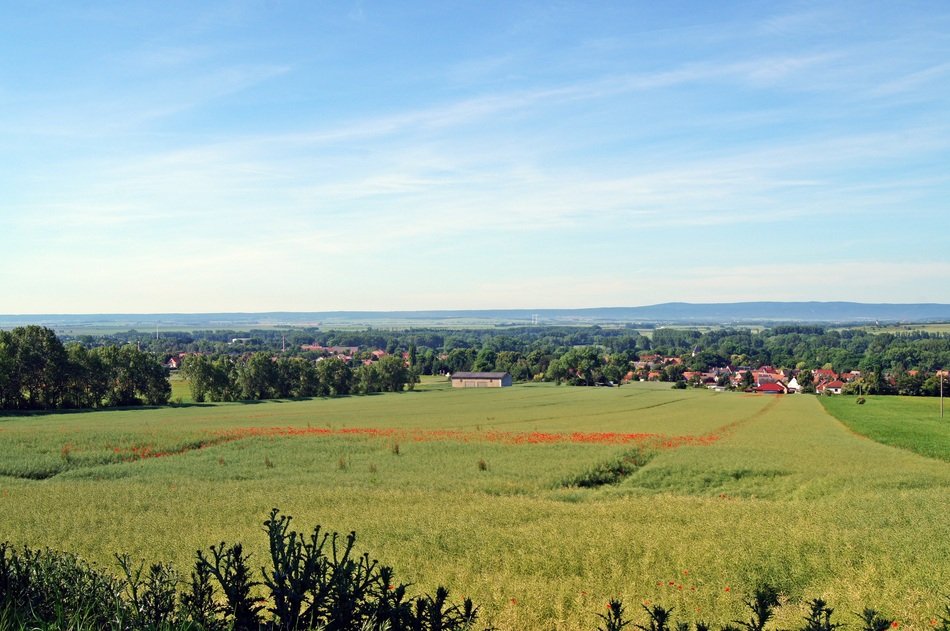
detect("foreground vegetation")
(1, 383), (948, 629)
(1, 509), (484, 631)
(5, 530), (949, 631)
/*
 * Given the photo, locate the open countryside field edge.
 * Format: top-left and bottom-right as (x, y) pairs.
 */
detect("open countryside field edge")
(1, 382), (948, 630)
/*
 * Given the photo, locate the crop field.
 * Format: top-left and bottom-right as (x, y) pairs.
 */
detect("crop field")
(820, 394), (950, 462)
(1, 383), (948, 630)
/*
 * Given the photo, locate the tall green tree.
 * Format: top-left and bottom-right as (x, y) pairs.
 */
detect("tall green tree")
(11, 325), (69, 409)
(317, 358), (352, 396)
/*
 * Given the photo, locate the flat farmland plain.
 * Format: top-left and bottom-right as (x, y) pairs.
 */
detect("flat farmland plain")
(1, 382), (948, 630)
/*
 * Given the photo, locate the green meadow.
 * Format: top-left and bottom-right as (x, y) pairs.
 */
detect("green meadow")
(1, 383), (948, 630)
(820, 394), (950, 462)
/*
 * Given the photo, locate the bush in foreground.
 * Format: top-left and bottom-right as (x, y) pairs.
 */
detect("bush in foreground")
(0, 508), (486, 631)
(600, 586), (950, 631)
(3, 515), (950, 631)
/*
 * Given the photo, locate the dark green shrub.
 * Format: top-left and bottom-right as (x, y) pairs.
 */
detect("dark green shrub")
(0, 541), (127, 629)
(735, 584), (781, 631)
(561, 449), (652, 488)
(180, 559), (226, 630)
(799, 598), (842, 631)
(196, 542), (263, 630)
(636, 604), (673, 631)
(116, 554), (181, 628)
(409, 585), (481, 631)
(857, 608), (894, 631)
(935, 595), (950, 631)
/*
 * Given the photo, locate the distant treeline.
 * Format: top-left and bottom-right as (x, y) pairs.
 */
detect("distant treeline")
(181, 352), (416, 402)
(18, 323), (950, 408)
(64, 325), (950, 375)
(0, 326), (170, 410)
(167, 324), (948, 397)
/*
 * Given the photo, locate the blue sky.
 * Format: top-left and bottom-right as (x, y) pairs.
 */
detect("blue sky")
(2, 1), (949, 313)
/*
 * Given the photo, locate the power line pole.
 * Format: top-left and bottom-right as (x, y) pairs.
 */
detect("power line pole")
(941, 370), (944, 419)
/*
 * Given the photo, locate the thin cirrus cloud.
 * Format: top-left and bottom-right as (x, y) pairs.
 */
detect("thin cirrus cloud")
(1, 2), (949, 312)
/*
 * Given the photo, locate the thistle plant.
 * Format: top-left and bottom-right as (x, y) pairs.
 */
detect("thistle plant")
(637, 604), (674, 631)
(735, 584), (781, 631)
(597, 599), (631, 631)
(857, 608), (894, 631)
(799, 598), (842, 631)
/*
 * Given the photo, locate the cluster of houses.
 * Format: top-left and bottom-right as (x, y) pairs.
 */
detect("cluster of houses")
(299, 343), (398, 366)
(164, 352), (189, 370)
(630, 354), (861, 394)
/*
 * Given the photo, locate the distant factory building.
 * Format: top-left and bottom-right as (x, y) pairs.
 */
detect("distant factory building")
(450, 372), (513, 388)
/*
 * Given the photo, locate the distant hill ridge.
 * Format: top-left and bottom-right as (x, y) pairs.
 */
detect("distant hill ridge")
(2, 302), (950, 328)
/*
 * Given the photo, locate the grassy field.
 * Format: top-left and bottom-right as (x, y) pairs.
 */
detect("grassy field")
(1, 383), (948, 630)
(820, 394), (950, 461)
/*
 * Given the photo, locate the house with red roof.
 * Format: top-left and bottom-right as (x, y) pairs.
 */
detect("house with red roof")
(755, 382), (788, 394)
(812, 369), (838, 383)
(753, 371), (778, 386)
(816, 380), (845, 395)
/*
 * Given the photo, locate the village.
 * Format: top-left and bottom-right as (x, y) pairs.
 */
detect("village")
(159, 340), (947, 396)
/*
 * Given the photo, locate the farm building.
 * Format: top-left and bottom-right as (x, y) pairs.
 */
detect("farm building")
(450, 372), (512, 388)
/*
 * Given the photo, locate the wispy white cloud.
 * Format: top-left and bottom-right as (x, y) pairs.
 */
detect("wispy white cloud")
(871, 61), (950, 97)
(3, 1), (949, 311)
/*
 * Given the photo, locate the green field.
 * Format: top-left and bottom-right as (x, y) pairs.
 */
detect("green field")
(820, 394), (950, 462)
(1, 384), (948, 630)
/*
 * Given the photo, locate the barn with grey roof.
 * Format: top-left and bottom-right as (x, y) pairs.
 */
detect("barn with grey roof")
(449, 372), (512, 388)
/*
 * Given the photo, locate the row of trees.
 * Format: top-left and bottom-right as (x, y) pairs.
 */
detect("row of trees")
(651, 326), (950, 375)
(7, 323), (948, 410)
(68, 324), (950, 380)
(181, 353), (416, 402)
(0, 326), (170, 410)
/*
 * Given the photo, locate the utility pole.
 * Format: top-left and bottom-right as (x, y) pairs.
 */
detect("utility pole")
(941, 370), (945, 419)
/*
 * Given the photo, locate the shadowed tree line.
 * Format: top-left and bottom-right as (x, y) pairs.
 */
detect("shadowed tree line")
(181, 353), (416, 403)
(0, 326), (170, 410)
